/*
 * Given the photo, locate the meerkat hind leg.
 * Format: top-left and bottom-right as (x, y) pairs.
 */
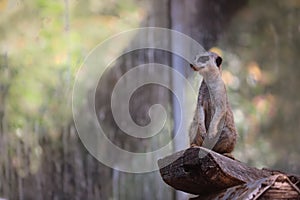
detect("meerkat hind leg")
(212, 127), (236, 154)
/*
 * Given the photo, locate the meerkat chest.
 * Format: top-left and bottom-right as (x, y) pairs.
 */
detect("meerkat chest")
(200, 80), (227, 130)
(206, 79), (227, 108)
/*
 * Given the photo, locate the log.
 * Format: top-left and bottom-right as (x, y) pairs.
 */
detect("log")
(190, 174), (300, 200)
(157, 147), (272, 195)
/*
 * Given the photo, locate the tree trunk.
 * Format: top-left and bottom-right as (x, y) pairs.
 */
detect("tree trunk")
(94, 0), (248, 199)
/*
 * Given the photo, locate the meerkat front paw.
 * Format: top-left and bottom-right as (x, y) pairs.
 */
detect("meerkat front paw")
(207, 127), (218, 140)
(203, 128), (220, 149)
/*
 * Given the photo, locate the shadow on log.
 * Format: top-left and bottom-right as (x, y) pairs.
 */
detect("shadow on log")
(158, 147), (300, 199)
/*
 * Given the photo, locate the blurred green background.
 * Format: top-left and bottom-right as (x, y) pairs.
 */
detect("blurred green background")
(0, 0), (300, 199)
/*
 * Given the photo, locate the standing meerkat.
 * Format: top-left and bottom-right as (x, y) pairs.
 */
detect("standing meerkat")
(189, 51), (237, 157)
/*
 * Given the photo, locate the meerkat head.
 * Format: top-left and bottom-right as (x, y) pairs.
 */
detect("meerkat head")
(190, 51), (222, 75)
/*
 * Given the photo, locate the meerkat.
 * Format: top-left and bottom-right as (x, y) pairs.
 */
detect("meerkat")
(189, 51), (237, 157)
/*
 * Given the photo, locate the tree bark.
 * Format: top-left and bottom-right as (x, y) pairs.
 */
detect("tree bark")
(158, 147), (273, 195)
(158, 147), (300, 199)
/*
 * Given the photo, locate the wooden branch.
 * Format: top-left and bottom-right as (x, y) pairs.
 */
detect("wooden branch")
(190, 174), (300, 200)
(157, 147), (272, 195)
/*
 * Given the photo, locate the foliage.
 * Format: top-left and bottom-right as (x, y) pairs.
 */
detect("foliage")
(218, 0), (300, 172)
(0, 0), (145, 196)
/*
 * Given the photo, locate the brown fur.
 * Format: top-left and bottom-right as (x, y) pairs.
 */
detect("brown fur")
(189, 52), (237, 155)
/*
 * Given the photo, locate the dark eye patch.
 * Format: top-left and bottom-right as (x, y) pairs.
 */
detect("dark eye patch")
(215, 56), (222, 67)
(197, 56), (209, 63)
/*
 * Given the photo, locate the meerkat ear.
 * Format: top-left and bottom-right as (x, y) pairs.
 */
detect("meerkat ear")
(216, 56), (222, 68)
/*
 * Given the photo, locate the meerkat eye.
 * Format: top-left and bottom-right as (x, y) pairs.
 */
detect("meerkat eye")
(197, 56), (209, 63)
(215, 56), (222, 68)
